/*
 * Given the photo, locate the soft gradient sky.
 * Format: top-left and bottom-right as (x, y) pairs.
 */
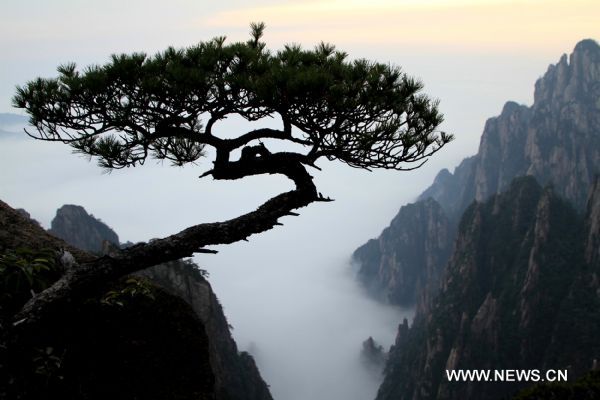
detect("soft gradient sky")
(2, 0), (598, 231)
(2, 0), (598, 155)
(1, 1), (599, 399)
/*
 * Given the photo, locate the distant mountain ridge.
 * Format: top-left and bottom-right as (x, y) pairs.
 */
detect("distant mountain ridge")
(353, 198), (451, 306)
(0, 113), (27, 135)
(49, 205), (120, 254)
(354, 39), (600, 308)
(421, 38), (600, 215)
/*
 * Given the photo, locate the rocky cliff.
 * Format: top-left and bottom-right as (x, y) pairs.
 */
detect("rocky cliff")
(46, 204), (273, 400)
(420, 39), (600, 216)
(0, 200), (92, 264)
(49, 205), (120, 254)
(140, 262), (273, 400)
(0, 200), (215, 400)
(354, 39), (600, 308)
(353, 199), (452, 307)
(376, 178), (600, 400)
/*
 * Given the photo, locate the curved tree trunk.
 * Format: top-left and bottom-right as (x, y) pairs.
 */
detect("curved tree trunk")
(14, 153), (326, 329)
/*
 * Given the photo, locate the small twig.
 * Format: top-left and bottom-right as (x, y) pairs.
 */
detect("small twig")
(199, 169), (214, 179)
(196, 248), (218, 254)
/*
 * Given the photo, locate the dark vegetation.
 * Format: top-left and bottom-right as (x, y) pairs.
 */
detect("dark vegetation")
(1, 199), (275, 399)
(513, 370), (600, 400)
(0, 245), (214, 400)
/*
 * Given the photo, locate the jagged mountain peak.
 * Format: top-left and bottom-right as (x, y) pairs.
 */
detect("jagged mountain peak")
(368, 39), (600, 400)
(357, 38), (600, 309)
(49, 204), (120, 254)
(500, 100), (526, 115)
(417, 39), (600, 217)
(574, 38), (600, 54)
(534, 39), (600, 106)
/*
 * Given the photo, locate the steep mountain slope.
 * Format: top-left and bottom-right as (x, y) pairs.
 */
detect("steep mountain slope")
(0, 200), (215, 400)
(354, 39), (600, 307)
(46, 205), (274, 400)
(0, 200), (92, 263)
(141, 263), (273, 400)
(376, 178), (600, 400)
(353, 199), (452, 306)
(49, 205), (120, 254)
(421, 39), (600, 215)
(2, 197), (273, 399)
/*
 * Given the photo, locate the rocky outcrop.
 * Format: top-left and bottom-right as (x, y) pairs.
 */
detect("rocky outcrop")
(376, 178), (600, 400)
(0, 200), (215, 400)
(353, 198), (452, 306)
(0, 200), (93, 264)
(140, 262), (274, 400)
(46, 204), (273, 400)
(49, 205), (119, 254)
(417, 157), (477, 222)
(361, 336), (387, 372)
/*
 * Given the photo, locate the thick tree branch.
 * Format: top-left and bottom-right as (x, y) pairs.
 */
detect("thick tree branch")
(11, 25), (453, 333)
(14, 153), (318, 328)
(225, 128), (311, 150)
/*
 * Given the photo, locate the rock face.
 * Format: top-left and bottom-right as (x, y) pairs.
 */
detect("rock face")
(585, 178), (600, 267)
(420, 39), (600, 216)
(45, 204), (273, 400)
(376, 178), (600, 400)
(140, 262), (274, 400)
(49, 205), (120, 254)
(353, 199), (452, 306)
(361, 336), (387, 371)
(0, 200), (93, 264)
(1, 201), (215, 400)
(354, 39), (600, 308)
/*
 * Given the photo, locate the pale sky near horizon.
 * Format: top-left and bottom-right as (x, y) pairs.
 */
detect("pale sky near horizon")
(1, 0), (598, 108)
(2, 0), (598, 162)
(1, 3), (599, 400)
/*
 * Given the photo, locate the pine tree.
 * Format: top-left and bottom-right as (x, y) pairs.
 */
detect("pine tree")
(12, 23), (451, 326)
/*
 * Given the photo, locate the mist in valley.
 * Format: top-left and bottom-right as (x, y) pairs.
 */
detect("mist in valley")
(204, 226), (412, 400)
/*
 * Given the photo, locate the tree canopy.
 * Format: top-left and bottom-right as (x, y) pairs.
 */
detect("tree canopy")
(11, 23), (451, 326)
(14, 23), (449, 172)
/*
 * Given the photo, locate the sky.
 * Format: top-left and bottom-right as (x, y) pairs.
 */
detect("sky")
(1, 1), (599, 399)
